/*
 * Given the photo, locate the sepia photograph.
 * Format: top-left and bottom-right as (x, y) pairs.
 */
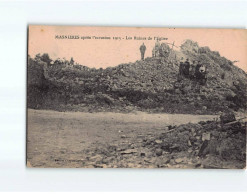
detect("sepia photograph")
(27, 25), (246, 169)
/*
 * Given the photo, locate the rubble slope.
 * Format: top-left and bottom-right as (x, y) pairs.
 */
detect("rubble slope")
(27, 40), (247, 114)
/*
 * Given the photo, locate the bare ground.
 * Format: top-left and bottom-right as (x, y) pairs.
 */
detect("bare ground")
(26, 109), (219, 168)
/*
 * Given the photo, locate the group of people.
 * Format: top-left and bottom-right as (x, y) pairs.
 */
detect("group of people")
(139, 43), (208, 85)
(179, 58), (207, 85)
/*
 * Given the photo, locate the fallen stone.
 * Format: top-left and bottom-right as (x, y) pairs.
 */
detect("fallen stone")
(162, 157), (170, 164)
(163, 127), (169, 131)
(168, 125), (176, 130)
(220, 111), (236, 124)
(121, 149), (138, 154)
(155, 139), (163, 144)
(169, 145), (180, 152)
(127, 163), (136, 168)
(211, 131), (220, 138)
(140, 152), (146, 157)
(195, 163), (202, 168)
(137, 134), (144, 138)
(189, 136), (197, 143)
(194, 141), (201, 146)
(97, 164), (108, 168)
(191, 128), (196, 133)
(90, 155), (103, 161)
(85, 165), (95, 168)
(175, 158), (184, 163)
(202, 132), (211, 141)
(155, 148), (163, 156)
(195, 110), (202, 114)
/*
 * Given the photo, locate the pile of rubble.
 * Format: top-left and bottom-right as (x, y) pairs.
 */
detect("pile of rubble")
(145, 117), (246, 165)
(41, 56), (246, 114)
(28, 39), (247, 114)
(81, 112), (246, 169)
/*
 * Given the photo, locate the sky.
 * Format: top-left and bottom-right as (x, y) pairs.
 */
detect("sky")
(29, 25), (247, 72)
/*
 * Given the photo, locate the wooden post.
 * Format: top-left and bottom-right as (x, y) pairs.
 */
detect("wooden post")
(168, 41), (175, 61)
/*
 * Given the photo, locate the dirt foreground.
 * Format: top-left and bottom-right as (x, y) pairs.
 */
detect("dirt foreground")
(27, 109), (220, 168)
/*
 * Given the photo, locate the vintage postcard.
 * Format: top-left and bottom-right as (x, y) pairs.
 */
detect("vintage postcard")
(27, 25), (246, 168)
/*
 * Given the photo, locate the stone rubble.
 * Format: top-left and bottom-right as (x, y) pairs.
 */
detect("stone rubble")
(80, 113), (246, 169)
(28, 40), (247, 114)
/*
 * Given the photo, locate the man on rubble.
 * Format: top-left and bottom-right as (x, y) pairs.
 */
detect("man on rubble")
(140, 43), (146, 60)
(195, 61), (202, 79)
(190, 60), (197, 79)
(184, 58), (190, 78)
(178, 57), (184, 81)
(159, 46), (164, 57)
(155, 39), (160, 48)
(154, 40), (161, 57)
(152, 48), (155, 57)
(195, 61), (207, 85)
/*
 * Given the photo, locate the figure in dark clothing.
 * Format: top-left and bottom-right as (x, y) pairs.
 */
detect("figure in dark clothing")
(195, 61), (207, 85)
(190, 60), (197, 80)
(159, 47), (165, 57)
(178, 57), (184, 81)
(179, 61), (184, 75)
(195, 61), (202, 79)
(140, 43), (146, 60)
(184, 58), (190, 78)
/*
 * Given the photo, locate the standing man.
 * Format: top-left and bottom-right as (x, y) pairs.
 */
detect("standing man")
(154, 40), (161, 57)
(140, 43), (146, 60)
(184, 58), (190, 78)
(195, 60), (202, 80)
(199, 64), (207, 85)
(190, 60), (197, 79)
(178, 57), (184, 81)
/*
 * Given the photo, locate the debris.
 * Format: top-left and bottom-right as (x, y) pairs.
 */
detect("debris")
(140, 152), (146, 157)
(162, 157), (170, 164)
(85, 165), (95, 168)
(175, 158), (184, 163)
(155, 139), (162, 144)
(202, 132), (211, 141)
(155, 149), (163, 156)
(169, 145), (180, 152)
(120, 149), (138, 155)
(90, 155), (102, 161)
(220, 111), (236, 124)
(142, 119), (245, 168)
